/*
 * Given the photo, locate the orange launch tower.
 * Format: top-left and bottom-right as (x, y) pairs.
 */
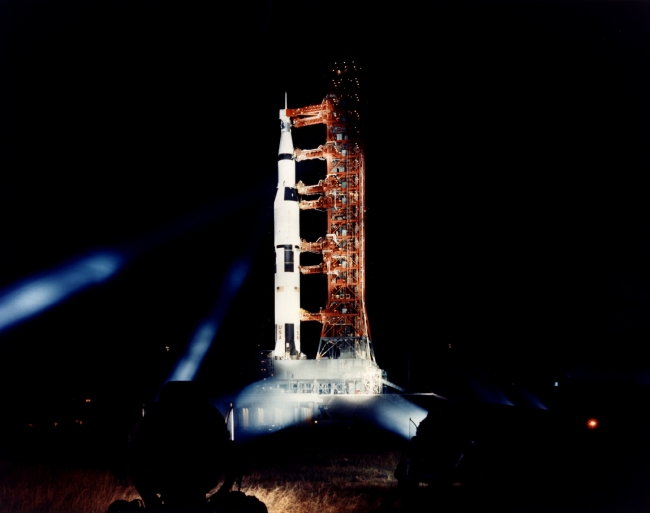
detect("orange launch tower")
(288, 61), (376, 365)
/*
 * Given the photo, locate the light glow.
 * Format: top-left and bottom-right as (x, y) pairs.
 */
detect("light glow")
(0, 251), (124, 333)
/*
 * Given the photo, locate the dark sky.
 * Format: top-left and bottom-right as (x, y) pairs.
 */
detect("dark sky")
(1, 1), (649, 409)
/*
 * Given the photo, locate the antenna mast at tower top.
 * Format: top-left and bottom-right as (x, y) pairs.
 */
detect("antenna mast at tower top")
(287, 60), (375, 364)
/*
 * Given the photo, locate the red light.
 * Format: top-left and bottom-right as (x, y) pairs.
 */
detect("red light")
(587, 418), (598, 429)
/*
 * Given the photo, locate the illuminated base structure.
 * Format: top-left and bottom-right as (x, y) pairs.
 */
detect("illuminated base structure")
(224, 356), (393, 434)
(215, 382), (423, 441)
(271, 357), (385, 395)
(230, 354), (391, 433)
(235, 359), (384, 428)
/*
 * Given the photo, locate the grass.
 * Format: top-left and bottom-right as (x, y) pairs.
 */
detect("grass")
(0, 450), (406, 513)
(232, 450), (404, 513)
(0, 461), (140, 513)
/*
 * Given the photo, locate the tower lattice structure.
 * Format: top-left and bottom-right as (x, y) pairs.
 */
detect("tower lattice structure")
(286, 61), (376, 364)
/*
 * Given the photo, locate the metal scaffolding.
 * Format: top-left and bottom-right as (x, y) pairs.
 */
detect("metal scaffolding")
(287, 61), (376, 366)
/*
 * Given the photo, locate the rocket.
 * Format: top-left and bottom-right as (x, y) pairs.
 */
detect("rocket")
(274, 97), (303, 359)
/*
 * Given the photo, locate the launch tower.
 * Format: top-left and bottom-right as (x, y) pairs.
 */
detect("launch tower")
(291, 62), (373, 364)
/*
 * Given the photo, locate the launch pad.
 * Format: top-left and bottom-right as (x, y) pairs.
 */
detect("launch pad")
(215, 386), (425, 441)
(264, 353), (385, 395)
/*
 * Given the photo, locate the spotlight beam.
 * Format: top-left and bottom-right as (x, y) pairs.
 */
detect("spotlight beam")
(166, 205), (268, 383)
(166, 258), (252, 382)
(0, 178), (273, 336)
(0, 250), (124, 333)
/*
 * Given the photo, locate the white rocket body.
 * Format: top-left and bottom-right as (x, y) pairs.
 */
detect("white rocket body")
(274, 109), (302, 359)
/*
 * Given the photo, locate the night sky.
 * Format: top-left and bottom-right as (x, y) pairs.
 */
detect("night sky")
(1, 0), (650, 421)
